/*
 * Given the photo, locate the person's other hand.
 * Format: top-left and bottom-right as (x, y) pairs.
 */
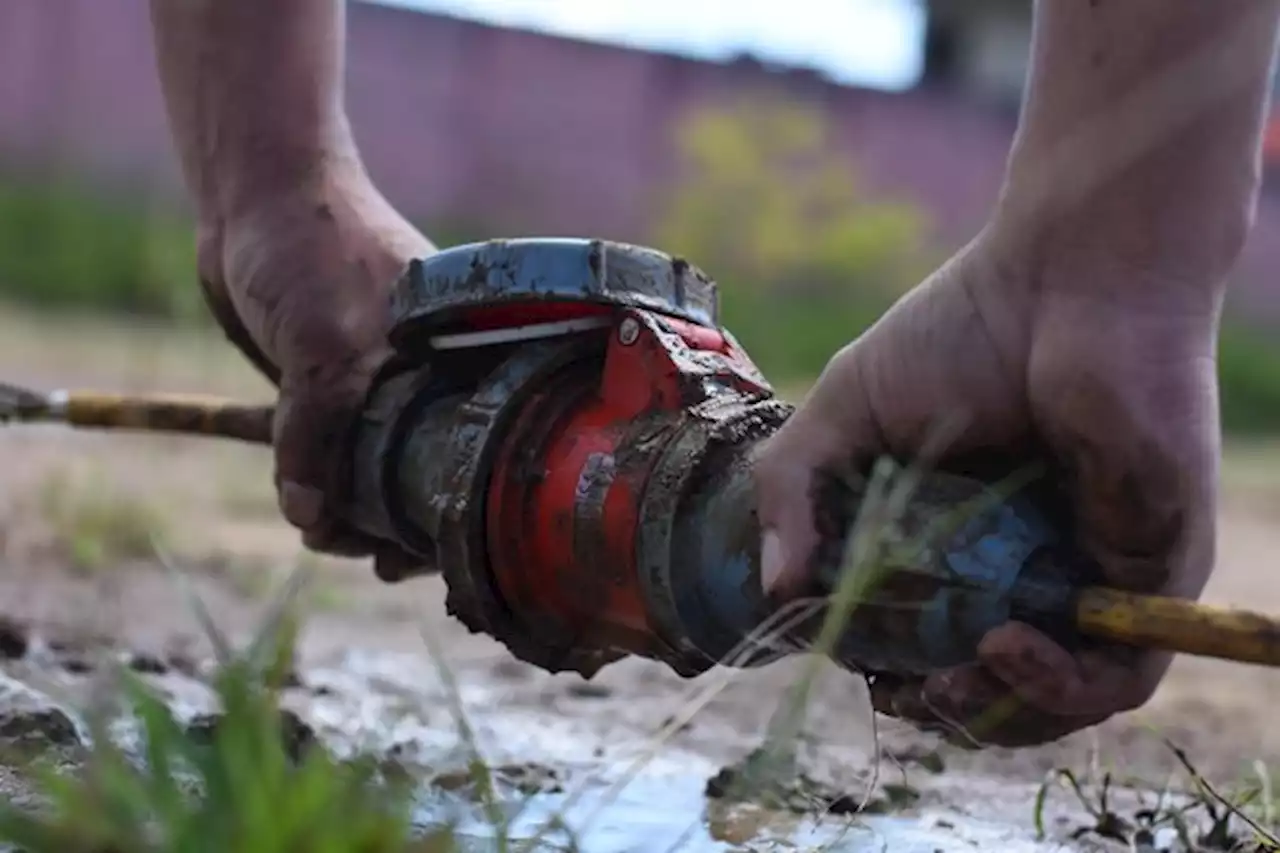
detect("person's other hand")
(752, 232), (1222, 747)
(197, 161), (434, 578)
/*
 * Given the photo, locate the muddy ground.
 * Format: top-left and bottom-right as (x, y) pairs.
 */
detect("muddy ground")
(3, 305), (1280, 851)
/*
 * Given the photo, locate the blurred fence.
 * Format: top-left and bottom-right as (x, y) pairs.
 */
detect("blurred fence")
(2, 93), (1280, 434)
(651, 93), (933, 383)
(648, 95), (1280, 436)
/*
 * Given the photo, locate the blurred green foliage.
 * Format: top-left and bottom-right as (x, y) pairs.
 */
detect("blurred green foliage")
(0, 174), (205, 319)
(0, 585), (460, 853)
(1217, 322), (1280, 435)
(652, 92), (1280, 435)
(652, 92), (930, 383)
(1, 107), (1279, 435)
(0, 170), (489, 323)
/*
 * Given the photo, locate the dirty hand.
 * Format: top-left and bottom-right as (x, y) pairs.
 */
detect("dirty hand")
(752, 234), (1221, 747)
(197, 162), (435, 577)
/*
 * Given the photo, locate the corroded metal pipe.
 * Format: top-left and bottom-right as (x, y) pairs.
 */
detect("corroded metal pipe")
(6, 239), (1280, 680)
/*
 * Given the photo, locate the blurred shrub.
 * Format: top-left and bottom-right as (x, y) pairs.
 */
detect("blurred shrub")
(651, 92), (1280, 435)
(0, 171), (491, 322)
(1218, 322), (1280, 435)
(651, 91), (934, 384)
(0, 174), (204, 319)
(2, 140), (1278, 435)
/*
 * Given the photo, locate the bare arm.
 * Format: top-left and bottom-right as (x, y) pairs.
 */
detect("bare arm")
(148, 0), (361, 224)
(995, 0), (1280, 292)
(755, 1), (1280, 747)
(148, 0), (434, 567)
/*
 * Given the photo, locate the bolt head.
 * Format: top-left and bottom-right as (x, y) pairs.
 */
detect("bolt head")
(618, 317), (641, 346)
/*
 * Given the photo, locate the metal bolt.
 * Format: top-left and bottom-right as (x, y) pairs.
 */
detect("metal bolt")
(618, 317), (640, 346)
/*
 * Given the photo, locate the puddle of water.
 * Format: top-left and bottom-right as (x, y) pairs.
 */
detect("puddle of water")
(418, 772), (853, 852)
(296, 651), (1071, 852)
(415, 771), (1064, 853)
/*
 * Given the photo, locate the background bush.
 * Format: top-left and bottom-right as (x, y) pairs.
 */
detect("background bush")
(0, 174), (202, 319)
(650, 92), (1280, 436)
(0, 170), (488, 323)
(1217, 322), (1280, 435)
(1, 100), (1279, 437)
(651, 91), (933, 387)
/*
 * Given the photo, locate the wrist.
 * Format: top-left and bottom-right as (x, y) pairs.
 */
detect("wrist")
(196, 115), (364, 225)
(196, 155), (430, 293)
(990, 136), (1256, 307)
(980, 201), (1231, 321)
(193, 138), (373, 286)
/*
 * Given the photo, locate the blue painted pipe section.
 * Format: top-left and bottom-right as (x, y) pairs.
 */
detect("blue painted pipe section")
(667, 459), (1079, 677)
(917, 496), (1061, 670)
(668, 456), (774, 667)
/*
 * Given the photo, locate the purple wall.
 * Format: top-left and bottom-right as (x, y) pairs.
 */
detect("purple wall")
(0, 0), (1277, 318)
(0, 0), (1012, 238)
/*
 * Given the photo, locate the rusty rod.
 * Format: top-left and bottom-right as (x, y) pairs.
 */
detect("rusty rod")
(0, 381), (273, 445)
(4, 380), (1280, 668)
(1075, 587), (1280, 668)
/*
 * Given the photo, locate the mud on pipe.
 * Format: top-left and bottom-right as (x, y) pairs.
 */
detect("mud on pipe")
(343, 308), (1094, 682)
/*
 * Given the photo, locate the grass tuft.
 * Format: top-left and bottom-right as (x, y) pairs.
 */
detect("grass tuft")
(0, 561), (459, 853)
(0, 665), (444, 853)
(34, 467), (171, 574)
(9, 426), (1277, 853)
(1032, 741), (1280, 851)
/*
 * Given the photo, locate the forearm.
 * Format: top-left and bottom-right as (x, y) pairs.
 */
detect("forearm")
(994, 0), (1280, 290)
(149, 0), (360, 222)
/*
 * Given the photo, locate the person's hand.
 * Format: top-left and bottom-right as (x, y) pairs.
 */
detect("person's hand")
(196, 162), (435, 579)
(752, 233), (1222, 747)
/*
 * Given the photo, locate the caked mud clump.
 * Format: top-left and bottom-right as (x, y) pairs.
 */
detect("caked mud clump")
(807, 467), (863, 587)
(431, 762), (564, 798)
(0, 673), (82, 749)
(705, 747), (920, 817)
(0, 615), (210, 681)
(185, 707), (318, 763)
(0, 617), (29, 661)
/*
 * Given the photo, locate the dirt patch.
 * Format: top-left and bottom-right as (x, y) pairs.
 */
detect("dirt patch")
(5, 308), (1280, 850)
(432, 762), (566, 797)
(706, 747), (923, 816)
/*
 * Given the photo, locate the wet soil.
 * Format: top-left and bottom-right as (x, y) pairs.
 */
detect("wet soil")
(4, 311), (1280, 851)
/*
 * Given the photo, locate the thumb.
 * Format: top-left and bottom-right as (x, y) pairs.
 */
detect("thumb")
(757, 479), (821, 601)
(756, 360), (883, 600)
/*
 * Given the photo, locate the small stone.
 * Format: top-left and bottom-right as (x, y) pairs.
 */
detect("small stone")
(491, 659), (530, 681)
(0, 673), (82, 747)
(278, 709), (316, 758)
(433, 763), (564, 798)
(494, 762), (564, 796)
(127, 652), (169, 675)
(185, 707), (318, 763)
(704, 766), (736, 799)
(60, 658), (94, 675)
(184, 712), (219, 742)
(164, 653), (201, 678)
(565, 680), (612, 699)
(0, 618), (29, 660)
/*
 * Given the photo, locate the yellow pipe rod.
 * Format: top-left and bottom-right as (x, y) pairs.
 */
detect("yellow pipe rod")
(11, 384), (1280, 671)
(61, 391), (275, 444)
(1076, 586), (1280, 668)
